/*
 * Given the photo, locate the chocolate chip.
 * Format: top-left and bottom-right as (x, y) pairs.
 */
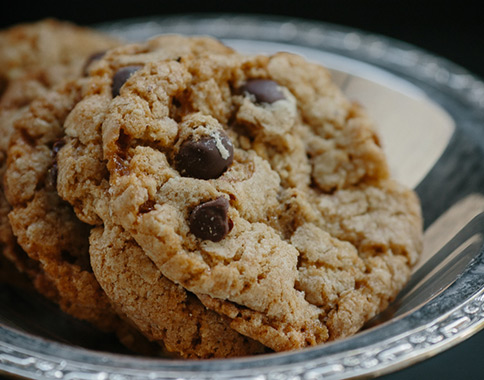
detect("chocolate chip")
(139, 199), (156, 214)
(175, 133), (234, 179)
(82, 51), (106, 76)
(46, 139), (66, 189)
(240, 79), (285, 104)
(189, 197), (230, 242)
(112, 65), (142, 97)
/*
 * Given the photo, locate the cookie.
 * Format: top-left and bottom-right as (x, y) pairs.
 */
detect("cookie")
(4, 79), (114, 329)
(6, 34), (265, 358)
(56, 34), (235, 225)
(90, 222), (265, 358)
(197, 179), (422, 345)
(0, 19), (119, 82)
(0, 19), (119, 309)
(7, 27), (421, 353)
(3, 77), (175, 356)
(0, 20), (166, 354)
(92, 49), (422, 351)
(0, 20), (119, 309)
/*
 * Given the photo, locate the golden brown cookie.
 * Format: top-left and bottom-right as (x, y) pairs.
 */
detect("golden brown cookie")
(4, 79), (116, 330)
(3, 78), (171, 356)
(0, 19), (119, 306)
(6, 34), (265, 358)
(95, 49), (422, 351)
(0, 19), (119, 82)
(90, 222), (265, 358)
(197, 179), (422, 346)
(57, 34), (235, 225)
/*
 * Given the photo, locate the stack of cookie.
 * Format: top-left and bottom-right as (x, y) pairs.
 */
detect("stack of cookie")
(0, 20), (423, 359)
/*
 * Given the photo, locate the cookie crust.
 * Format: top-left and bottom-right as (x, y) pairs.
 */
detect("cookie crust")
(89, 45), (421, 350)
(3, 28), (423, 355)
(0, 19), (119, 315)
(42, 35), (266, 357)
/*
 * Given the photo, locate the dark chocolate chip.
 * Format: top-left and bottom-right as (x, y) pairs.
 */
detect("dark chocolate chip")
(46, 138), (66, 188)
(82, 51), (106, 76)
(175, 132), (234, 180)
(139, 199), (156, 214)
(116, 128), (131, 153)
(113, 129), (131, 175)
(112, 65), (142, 97)
(189, 197), (230, 242)
(240, 79), (285, 104)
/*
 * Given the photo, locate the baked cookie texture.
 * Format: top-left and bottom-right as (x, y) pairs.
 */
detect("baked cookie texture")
(0, 20), (118, 298)
(1, 20), (423, 357)
(0, 21), (165, 355)
(90, 223), (265, 358)
(0, 19), (119, 82)
(3, 79), (157, 355)
(4, 34), (266, 358)
(55, 35), (422, 352)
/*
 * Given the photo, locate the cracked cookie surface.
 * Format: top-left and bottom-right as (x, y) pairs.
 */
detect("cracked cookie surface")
(0, 19), (119, 310)
(90, 222), (266, 358)
(37, 35), (265, 357)
(3, 77), (178, 356)
(60, 42), (422, 351)
(4, 79), (126, 334)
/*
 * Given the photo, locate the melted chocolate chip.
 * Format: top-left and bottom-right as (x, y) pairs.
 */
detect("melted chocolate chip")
(139, 199), (156, 214)
(189, 197), (230, 242)
(240, 79), (285, 104)
(112, 65), (142, 97)
(46, 138), (66, 188)
(175, 133), (234, 180)
(82, 51), (106, 76)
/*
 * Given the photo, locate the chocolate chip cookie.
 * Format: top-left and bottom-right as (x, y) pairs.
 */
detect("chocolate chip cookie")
(56, 34), (235, 225)
(57, 39), (421, 352)
(3, 78), (127, 334)
(5, 34), (266, 357)
(0, 19), (119, 82)
(0, 21), (166, 355)
(0, 19), (119, 304)
(90, 222), (265, 358)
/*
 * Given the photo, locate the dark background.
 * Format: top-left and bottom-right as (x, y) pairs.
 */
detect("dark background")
(1, 1), (483, 379)
(1, 0), (483, 79)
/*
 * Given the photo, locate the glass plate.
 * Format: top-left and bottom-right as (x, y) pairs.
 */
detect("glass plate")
(1, 14), (484, 380)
